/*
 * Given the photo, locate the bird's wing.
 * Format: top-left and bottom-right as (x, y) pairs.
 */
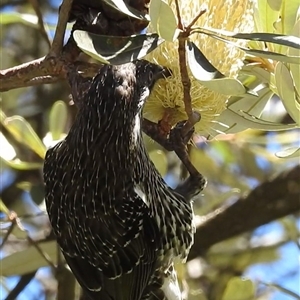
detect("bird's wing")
(62, 194), (160, 300)
(65, 197), (158, 300)
(44, 146), (160, 299)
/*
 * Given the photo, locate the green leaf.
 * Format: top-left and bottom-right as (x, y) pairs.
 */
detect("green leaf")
(49, 101), (68, 140)
(0, 12), (63, 31)
(73, 31), (163, 64)
(276, 147), (300, 158)
(1, 241), (57, 276)
(275, 62), (300, 125)
(149, 0), (179, 42)
(255, 0), (280, 33)
(186, 41), (247, 95)
(210, 108), (297, 137)
(244, 48), (300, 64)
(235, 32), (300, 49)
(222, 277), (255, 300)
(209, 85), (278, 135)
(2, 116), (46, 159)
(193, 28), (300, 64)
(228, 86), (273, 117)
(242, 64), (271, 83)
(0, 157), (43, 170)
(267, 0), (282, 11)
(236, 110), (298, 130)
(0, 198), (10, 215)
(0, 221), (28, 239)
(288, 18), (300, 96)
(0, 12), (38, 27)
(199, 27), (300, 49)
(280, 0), (300, 35)
(102, 0), (149, 20)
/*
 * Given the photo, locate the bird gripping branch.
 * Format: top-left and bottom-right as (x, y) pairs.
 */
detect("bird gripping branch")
(44, 60), (206, 300)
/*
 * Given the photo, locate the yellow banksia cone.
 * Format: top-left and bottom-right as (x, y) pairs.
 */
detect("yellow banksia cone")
(144, 0), (254, 135)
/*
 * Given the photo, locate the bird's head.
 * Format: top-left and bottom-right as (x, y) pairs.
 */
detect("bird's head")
(110, 60), (171, 116)
(71, 60), (171, 144)
(134, 59), (171, 101)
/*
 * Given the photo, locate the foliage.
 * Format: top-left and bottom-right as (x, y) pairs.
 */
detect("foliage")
(0, 0), (299, 299)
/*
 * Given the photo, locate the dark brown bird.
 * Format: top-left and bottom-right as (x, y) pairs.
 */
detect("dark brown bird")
(43, 60), (205, 300)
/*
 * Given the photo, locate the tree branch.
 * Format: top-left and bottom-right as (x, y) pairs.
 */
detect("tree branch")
(48, 0), (74, 57)
(0, 57), (66, 92)
(188, 164), (300, 260)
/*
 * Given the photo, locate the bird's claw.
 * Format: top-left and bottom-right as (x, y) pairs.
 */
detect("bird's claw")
(168, 116), (207, 200)
(142, 113), (207, 199)
(169, 120), (195, 149)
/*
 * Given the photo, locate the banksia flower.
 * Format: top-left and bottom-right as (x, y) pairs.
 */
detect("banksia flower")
(144, 0), (254, 134)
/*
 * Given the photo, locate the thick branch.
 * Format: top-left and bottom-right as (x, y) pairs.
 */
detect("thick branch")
(0, 57), (66, 92)
(188, 164), (300, 260)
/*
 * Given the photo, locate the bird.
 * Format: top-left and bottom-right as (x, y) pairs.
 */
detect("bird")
(43, 60), (206, 300)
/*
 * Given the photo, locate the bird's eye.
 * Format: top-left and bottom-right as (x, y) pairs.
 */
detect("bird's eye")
(148, 71), (154, 83)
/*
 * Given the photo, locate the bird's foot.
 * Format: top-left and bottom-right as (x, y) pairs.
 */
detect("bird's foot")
(169, 119), (207, 199)
(142, 112), (207, 200)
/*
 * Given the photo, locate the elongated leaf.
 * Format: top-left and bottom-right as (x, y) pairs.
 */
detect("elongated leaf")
(222, 277), (255, 300)
(280, 0), (300, 36)
(210, 107), (297, 136)
(0, 198), (10, 215)
(255, 0), (279, 35)
(275, 62), (300, 125)
(228, 85), (273, 117)
(267, 0), (282, 11)
(149, 0), (179, 41)
(199, 27), (300, 49)
(0, 12), (66, 31)
(102, 0), (149, 20)
(238, 110), (298, 130)
(49, 101), (68, 140)
(1, 241), (57, 276)
(288, 19), (300, 95)
(0, 12), (38, 27)
(187, 41), (247, 95)
(73, 31), (163, 64)
(244, 48), (300, 64)
(2, 116), (46, 159)
(242, 64), (271, 83)
(194, 30), (300, 64)
(234, 32), (300, 49)
(0, 157), (43, 170)
(0, 220), (28, 239)
(276, 147), (300, 158)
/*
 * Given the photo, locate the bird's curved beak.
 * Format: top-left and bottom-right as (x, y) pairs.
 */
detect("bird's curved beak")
(156, 66), (172, 81)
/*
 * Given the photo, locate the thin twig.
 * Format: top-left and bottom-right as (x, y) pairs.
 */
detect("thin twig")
(28, 0), (51, 48)
(185, 6), (207, 31)
(177, 37), (197, 136)
(48, 0), (74, 57)
(174, 0), (183, 30)
(0, 218), (16, 251)
(27, 236), (57, 269)
(173, 4), (207, 136)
